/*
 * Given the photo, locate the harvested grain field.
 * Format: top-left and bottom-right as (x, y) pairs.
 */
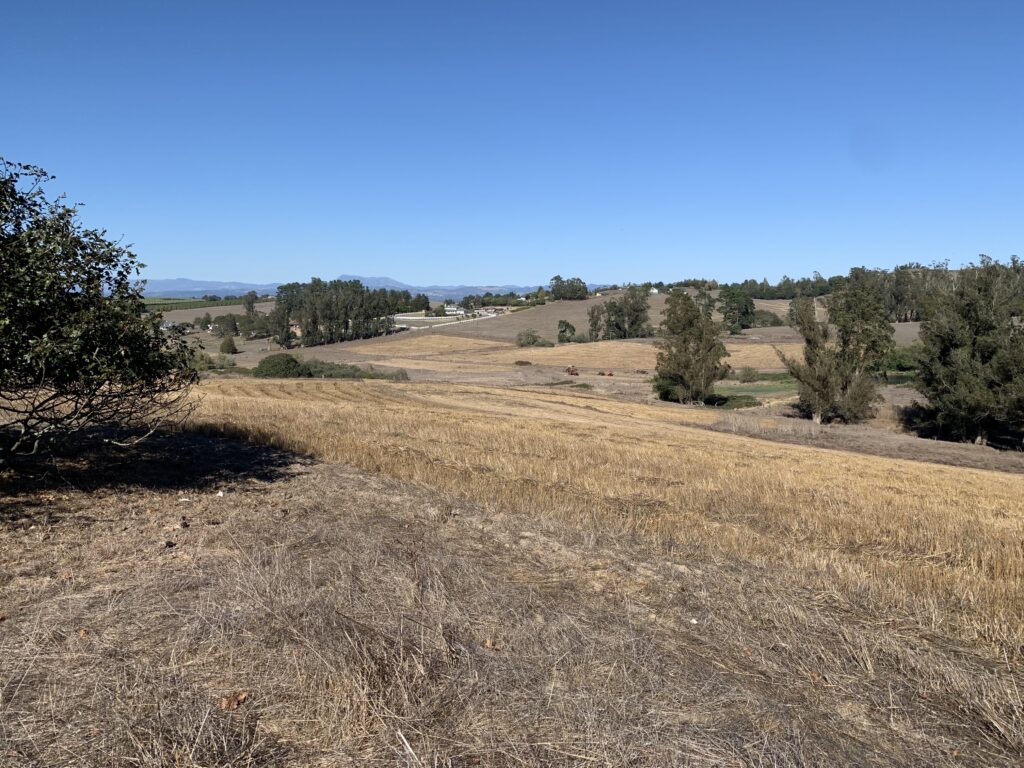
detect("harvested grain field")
(230, 330), (803, 378)
(4, 377), (1023, 765)
(191, 378), (1024, 659)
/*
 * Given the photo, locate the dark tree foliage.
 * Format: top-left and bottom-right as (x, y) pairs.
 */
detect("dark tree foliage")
(751, 309), (785, 328)
(717, 285), (756, 333)
(235, 311), (271, 339)
(252, 353), (309, 378)
(719, 272), (837, 300)
(252, 354), (407, 381)
(210, 314), (239, 338)
(409, 293), (431, 312)
(242, 290), (258, 316)
(588, 286), (652, 340)
(549, 275), (589, 301)
(916, 257), (1024, 445)
(272, 279), (421, 347)
(662, 278), (719, 292)
(778, 272), (894, 424)
(0, 159), (195, 462)
(587, 304), (604, 342)
(778, 297), (837, 423)
(515, 329), (554, 347)
(557, 320), (577, 344)
(653, 289), (729, 403)
(219, 336), (238, 355)
(713, 265), (952, 322)
(460, 292), (521, 309)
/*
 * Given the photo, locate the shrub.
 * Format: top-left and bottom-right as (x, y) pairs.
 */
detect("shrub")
(1, 159), (195, 460)
(514, 360), (533, 366)
(738, 366), (759, 383)
(190, 351), (214, 371)
(252, 355), (409, 381)
(557, 320), (577, 344)
(882, 342), (922, 372)
(516, 329), (554, 347)
(220, 336), (238, 354)
(253, 354), (309, 379)
(303, 359), (408, 381)
(751, 309), (785, 327)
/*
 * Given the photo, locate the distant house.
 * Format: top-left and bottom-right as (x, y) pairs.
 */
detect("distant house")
(649, 287), (660, 294)
(444, 305), (466, 317)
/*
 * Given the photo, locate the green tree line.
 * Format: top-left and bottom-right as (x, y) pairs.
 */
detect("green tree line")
(268, 279), (430, 347)
(654, 258), (1024, 447)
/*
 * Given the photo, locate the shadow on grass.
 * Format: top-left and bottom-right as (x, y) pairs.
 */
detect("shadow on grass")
(1, 428), (307, 525)
(898, 404), (1024, 451)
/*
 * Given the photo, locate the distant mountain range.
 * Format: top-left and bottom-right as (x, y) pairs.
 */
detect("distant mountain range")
(144, 276), (550, 301)
(336, 275), (544, 301)
(141, 278), (283, 298)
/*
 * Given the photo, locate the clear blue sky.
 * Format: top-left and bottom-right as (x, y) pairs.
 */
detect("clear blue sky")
(4, 1), (1021, 286)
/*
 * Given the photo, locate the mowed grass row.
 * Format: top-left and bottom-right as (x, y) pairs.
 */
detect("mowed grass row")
(192, 379), (1024, 660)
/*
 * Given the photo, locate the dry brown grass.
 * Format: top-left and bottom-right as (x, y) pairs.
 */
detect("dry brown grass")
(434, 291), (671, 342)
(337, 333), (801, 373)
(4, 378), (1024, 765)
(192, 380), (1024, 656)
(347, 334), (507, 356)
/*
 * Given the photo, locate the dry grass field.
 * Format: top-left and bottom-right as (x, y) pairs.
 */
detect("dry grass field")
(230, 331), (804, 379)
(436, 292), (814, 344)
(190, 379), (1024, 654)
(4, 377), (1023, 765)
(435, 291), (671, 343)
(160, 301), (275, 324)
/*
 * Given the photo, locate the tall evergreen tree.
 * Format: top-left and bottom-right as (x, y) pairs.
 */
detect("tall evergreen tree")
(587, 304), (604, 342)
(549, 275), (588, 300)
(778, 297), (840, 424)
(717, 285), (756, 333)
(653, 289), (729, 403)
(916, 257), (1024, 445)
(779, 273), (894, 424)
(587, 286), (652, 341)
(242, 290), (258, 316)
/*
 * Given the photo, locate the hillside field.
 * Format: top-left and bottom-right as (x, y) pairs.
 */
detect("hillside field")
(3, 293), (1007, 767)
(434, 290), (808, 343)
(5, 373), (1024, 765)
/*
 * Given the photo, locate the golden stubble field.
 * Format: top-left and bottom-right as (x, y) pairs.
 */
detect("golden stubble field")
(194, 378), (1024, 659)
(257, 332), (806, 375)
(5, 376), (1024, 765)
